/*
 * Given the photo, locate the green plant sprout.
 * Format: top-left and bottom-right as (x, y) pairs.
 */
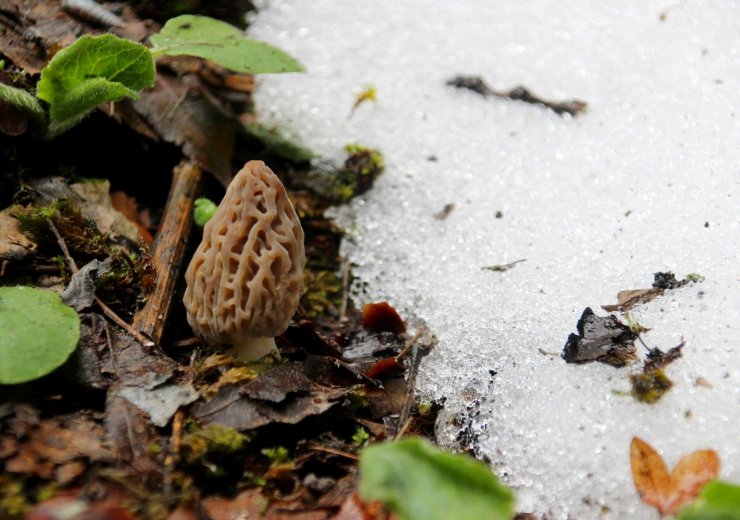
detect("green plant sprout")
(193, 198), (218, 227)
(352, 426), (370, 446)
(0, 15), (303, 139)
(261, 446), (289, 466)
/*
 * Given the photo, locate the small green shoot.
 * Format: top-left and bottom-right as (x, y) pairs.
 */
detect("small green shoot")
(678, 480), (740, 520)
(0, 286), (80, 385)
(261, 446), (289, 466)
(194, 198), (218, 226)
(37, 34), (155, 134)
(150, 15), (304, 74)
(359, 437), (515, 520)
(352, 426), (370, 447)
(351, 84), (377, 115)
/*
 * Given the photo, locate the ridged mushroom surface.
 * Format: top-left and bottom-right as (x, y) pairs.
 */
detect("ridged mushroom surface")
(183, 161), (305, 349)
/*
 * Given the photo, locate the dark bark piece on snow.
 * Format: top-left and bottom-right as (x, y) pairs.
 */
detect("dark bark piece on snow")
(562, 307), (638, 367)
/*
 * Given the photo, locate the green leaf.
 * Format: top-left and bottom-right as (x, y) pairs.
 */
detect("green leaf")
(0, 286), (80, 385)
(678, 481), (740, 520)
(193, 198), (218, 226)
(0, 82), (47, 127)
(37, 34), (155, 134)
(150, 15), (304, 74)
(244, 122), (316, 162)
(359, 437), (515, 520)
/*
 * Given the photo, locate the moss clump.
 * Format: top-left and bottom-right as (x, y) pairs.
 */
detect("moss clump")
(0, 475), (29, 519)
(630, 369), (674, 403)
(11, 200), (154, 317)
(329, 144), (385, 203)
(181, 424), (252, 464)
(301, 269), (343, 319)
(13, 200), (109, 261)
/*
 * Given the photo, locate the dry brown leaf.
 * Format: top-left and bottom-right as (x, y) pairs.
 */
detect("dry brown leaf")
(630, 436), (720, 515)
(602, 288), (663, 311)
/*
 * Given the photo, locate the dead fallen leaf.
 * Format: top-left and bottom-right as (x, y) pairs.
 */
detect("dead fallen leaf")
(201, 489), (270, 520)
(0, 211), (35, 267)
(363, 302), (406, 334)
(24, 486), (141, 520)
(5, 412), (114, 480)
(126, 73), (238, 186)
(601, 288), (663, 312)
(110, 191), (154, 244)
(630, 436), (720, 515)
(192, 383), (349, 431)
(332, 493), (390, 520)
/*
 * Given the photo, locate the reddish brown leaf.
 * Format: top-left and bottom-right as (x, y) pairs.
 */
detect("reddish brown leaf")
(364, 358), (405, 379)
(630, 436), (720, 515)
(201, 490), (269, 520)
(362, 302), (406, 334)
(668, 449), (721, 513)
(332, 493), (390, 520)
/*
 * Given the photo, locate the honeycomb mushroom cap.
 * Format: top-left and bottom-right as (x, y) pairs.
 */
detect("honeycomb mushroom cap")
(183, 161), (305, 351)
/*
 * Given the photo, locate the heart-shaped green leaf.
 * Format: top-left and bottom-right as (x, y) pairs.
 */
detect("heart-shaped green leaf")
(0, 286), (80, 385)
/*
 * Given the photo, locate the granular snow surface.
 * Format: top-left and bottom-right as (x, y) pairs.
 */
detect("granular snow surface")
(249, 1), (740, 517)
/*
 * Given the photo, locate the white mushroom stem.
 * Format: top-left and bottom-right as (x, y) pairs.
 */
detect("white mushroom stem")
(227, 336), (280, 362)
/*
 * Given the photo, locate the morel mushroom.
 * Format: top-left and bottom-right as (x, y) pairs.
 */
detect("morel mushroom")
(183, 161), (305, 361)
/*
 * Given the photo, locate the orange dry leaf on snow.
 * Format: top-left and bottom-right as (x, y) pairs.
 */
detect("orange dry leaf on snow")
(630, 436), (720, 515)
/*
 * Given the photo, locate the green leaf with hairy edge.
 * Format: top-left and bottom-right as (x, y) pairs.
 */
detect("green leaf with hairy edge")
(0, 286), (80, 385)
(678, 481), (740, 520)
(37, 34), (155, 134)
(359, 437), (515, 520)
(0, 82), (47, 126)
(150, 15), (304, 74)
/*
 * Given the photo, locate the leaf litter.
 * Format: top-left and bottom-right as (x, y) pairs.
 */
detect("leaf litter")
(1, 2), (730, 518)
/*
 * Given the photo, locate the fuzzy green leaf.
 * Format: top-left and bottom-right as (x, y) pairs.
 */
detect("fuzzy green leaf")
(678, 481), (740, 520)
(359, 437), (515, 520)
(0, 82), (47, 127)
(150, 15), (304, 74)
(0, 286), (80, 385)
(37, 34), (155, 134)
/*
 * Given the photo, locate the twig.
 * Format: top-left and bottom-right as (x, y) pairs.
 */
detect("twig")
(133, 161), (203, 345)
(447, 75), (588, 117)
(47, 218), (154, 347)
(307, 445), (360, 461)
(481, 258), (526, 272)
(338, 256), (351, 322)
(163, 409), (185, 499)
(394, 416), (414, 440)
